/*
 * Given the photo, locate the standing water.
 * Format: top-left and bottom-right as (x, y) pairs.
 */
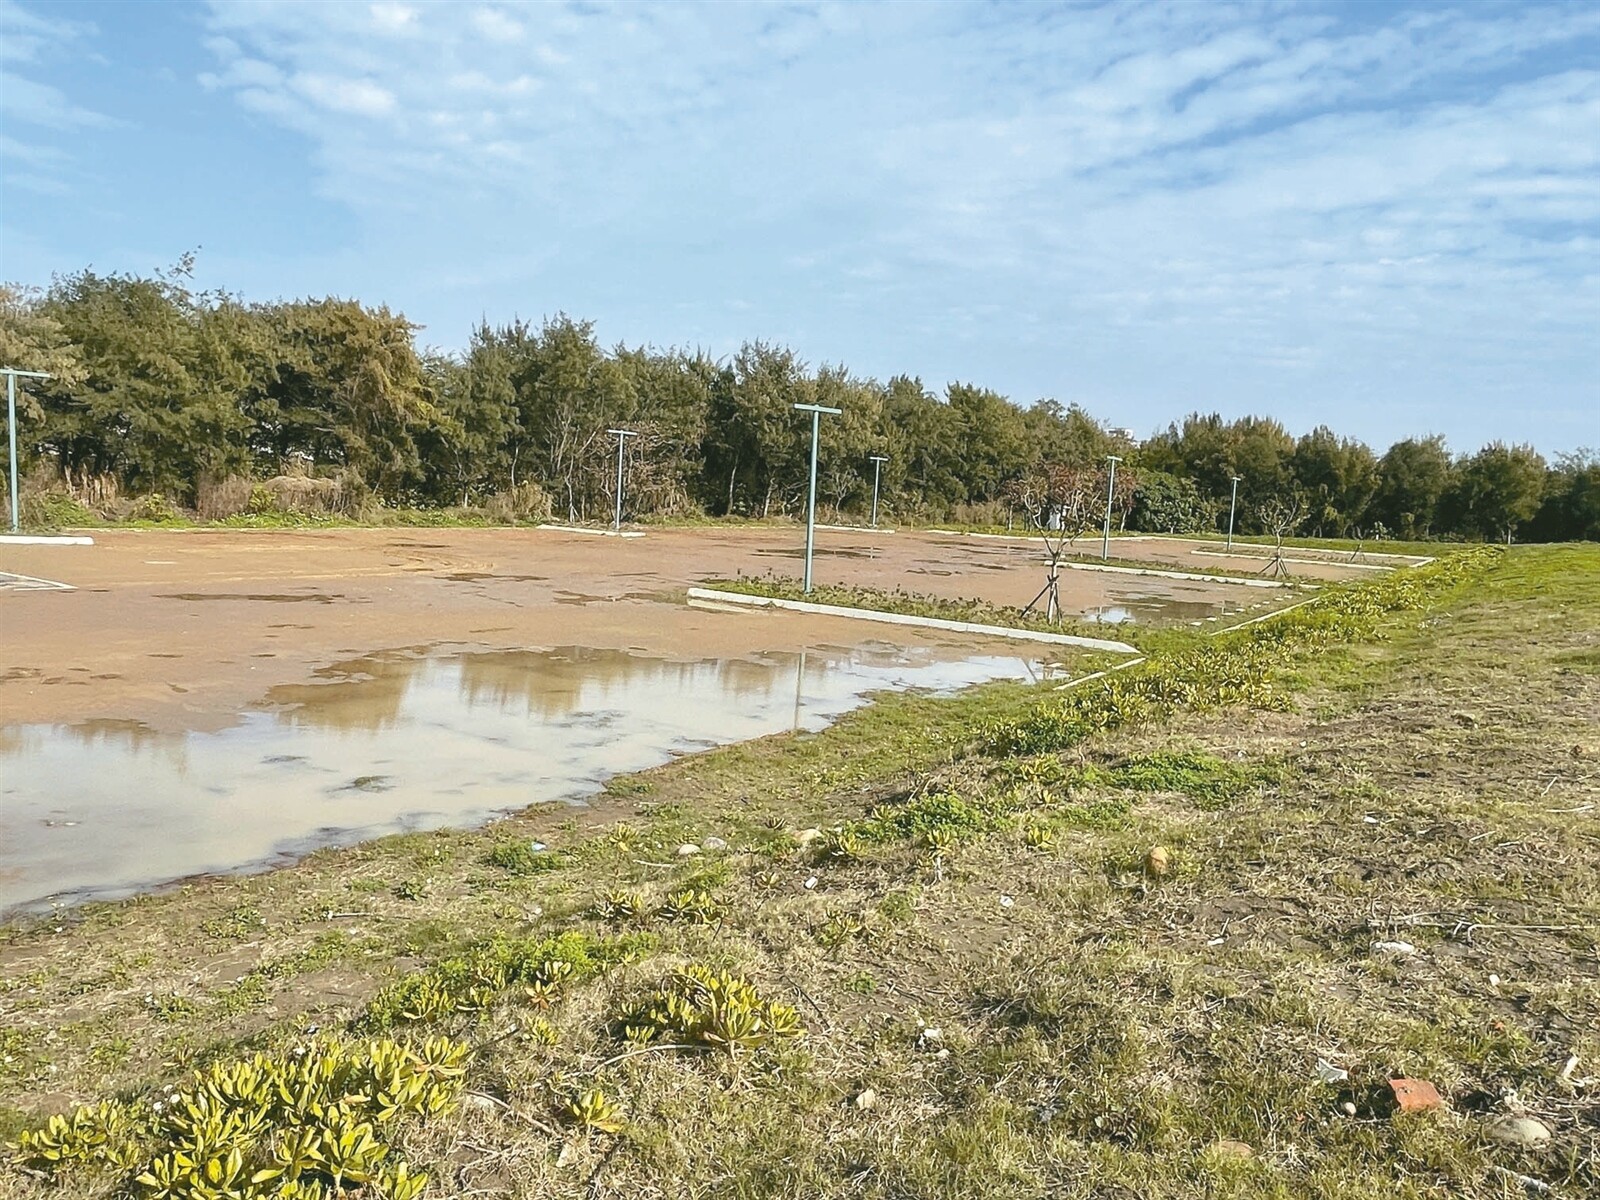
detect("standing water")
(0, 642), (1058, 915)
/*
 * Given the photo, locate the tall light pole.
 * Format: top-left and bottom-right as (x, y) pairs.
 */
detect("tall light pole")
(1100, 454), (1123, 561)
(793, 402), (842, 593)
(868, 454), (888, 528)
(1227, 475), (1243, 551)
(606, 428), (637, 532)
(3, 368), (51, 534)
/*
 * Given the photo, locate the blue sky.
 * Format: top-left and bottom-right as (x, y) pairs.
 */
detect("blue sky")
(2, 0), (1596, 454)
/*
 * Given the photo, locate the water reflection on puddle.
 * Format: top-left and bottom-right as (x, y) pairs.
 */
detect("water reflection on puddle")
(0, 643), (1057, 914)
(1083, 594), (1247, 624)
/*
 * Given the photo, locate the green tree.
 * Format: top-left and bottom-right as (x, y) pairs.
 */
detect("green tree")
(1529, 451), (1600, 542)
(1447, 442), (1547, 543)
(879, 375), (960, 518)
(34, 263), (252, 499)
(946, 382), (1027, 505)
(703, 341), (814, 516)
(1370, 436), (1453, 538)
(1128, 470), (1213, 533)
(1290, 426), (1378, 536)
(1139, 412), (1294, 530)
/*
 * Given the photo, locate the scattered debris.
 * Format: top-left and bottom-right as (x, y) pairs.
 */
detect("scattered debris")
(1372, 940), (1418, 956)
(999, 894), (1015, 910)
(1491, 1165), (1553, 1193)
(1340, 1101), (1358, 1117)
(702, 836), (729, 852)
(1485, 1114), (1552, 1149)
(803, 876), (818, 890)
(1558, 1054), (1579, 1083)
(1389, 1077), (1443, 1113)
(1316, 1058), (1350, 1085)
(795, 828), (825, 847)
(853, 1088), (877, 1111)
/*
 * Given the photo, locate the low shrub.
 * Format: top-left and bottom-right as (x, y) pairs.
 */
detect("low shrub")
(617, 966), (803, 1055)
(18, 490), (95, 530)
(11, 1036), (464, 1199)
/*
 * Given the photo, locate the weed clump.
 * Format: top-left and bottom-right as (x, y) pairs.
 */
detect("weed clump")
(619, 966), (803, 1055)
(483, 840), (565, 876)
(12, 1037), (464, 1199)
(362, 931), (652, 1030)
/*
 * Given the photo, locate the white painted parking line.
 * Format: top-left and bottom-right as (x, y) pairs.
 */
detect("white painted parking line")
(0, 571), (74, 591)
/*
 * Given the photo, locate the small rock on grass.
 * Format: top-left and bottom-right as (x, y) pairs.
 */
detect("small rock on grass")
(1143, 846), (1172, 878)
(676, 843), (701, 858)
(1205, 1139), (1255, 1161)
(1485, 1115), (1552, 1149)
(853, 1088), (877, 1111)
(702, 836), (729, 852)
(1372, 940), (1418, 956)
(795, 828), (825, 847)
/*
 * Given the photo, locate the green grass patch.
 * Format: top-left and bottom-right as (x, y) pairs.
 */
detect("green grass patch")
(360, 930), (654, 1030)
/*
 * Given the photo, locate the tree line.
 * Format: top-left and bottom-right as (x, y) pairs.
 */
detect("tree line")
(1, 263), (1594, 542)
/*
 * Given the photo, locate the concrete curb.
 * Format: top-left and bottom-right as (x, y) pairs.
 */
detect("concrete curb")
(1061, 560), (1295, 589)
(686, 587), (1138, 653)
(537, 524), (646, 539)
(0, 534), (95, 545)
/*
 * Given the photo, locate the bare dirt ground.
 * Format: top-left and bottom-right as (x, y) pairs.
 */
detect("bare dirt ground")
(0, 526), (1297, 731)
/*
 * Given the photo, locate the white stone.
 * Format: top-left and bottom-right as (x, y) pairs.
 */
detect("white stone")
(1486, 1115), (1552, 1149)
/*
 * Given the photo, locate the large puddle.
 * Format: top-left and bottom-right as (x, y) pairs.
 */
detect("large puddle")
(0, 643), (1057, 916)
(1083, 593), (1250, 624)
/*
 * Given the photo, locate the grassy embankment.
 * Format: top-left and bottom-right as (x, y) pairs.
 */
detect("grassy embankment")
(3, 544), (1597, 1198)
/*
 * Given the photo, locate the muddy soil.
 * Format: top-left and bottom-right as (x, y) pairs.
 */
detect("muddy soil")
(0, 526), (1274, 731)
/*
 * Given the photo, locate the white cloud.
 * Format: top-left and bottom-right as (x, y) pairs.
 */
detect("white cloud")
(470, 6), (523, 43)
(368, 4), (418, 35)
(0, 0), (94, 64)
(290, 72), (396, 117)
(0, 2), (110, 200)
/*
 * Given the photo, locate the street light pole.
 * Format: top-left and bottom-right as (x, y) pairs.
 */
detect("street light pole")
(2, 368), (51, 534)
(1100, 455), (1123, 561)
(793, 403), (842, 593)
(606, 428), (638, 532)
(1227, 475), (1242, 551)
(869, 455), (888, 528)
